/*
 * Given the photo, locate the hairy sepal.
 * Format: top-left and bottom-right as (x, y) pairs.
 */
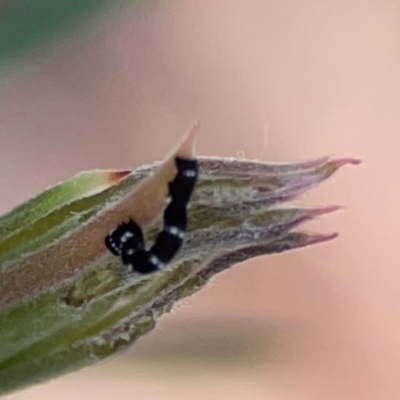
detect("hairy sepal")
(0, 125), (358, 394)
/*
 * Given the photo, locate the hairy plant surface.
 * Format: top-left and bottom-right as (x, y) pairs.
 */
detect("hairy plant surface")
(0, 125), (359, 394)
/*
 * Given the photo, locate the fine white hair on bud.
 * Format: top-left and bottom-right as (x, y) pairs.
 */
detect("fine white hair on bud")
(0, 124), (359, 395)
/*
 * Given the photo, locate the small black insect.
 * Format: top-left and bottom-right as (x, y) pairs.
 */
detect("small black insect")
(105, 156), (198, 274)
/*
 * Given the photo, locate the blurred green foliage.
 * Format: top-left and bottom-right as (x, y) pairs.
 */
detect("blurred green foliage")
(0, 0), (141, 63)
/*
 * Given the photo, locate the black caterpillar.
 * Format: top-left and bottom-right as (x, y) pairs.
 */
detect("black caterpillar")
(105, 157), (198, 274)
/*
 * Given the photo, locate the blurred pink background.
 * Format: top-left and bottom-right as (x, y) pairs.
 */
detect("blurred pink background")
(2, 1), (400, 399)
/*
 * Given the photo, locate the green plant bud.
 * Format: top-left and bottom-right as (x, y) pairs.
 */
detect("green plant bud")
(0, 125), (359, 394)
